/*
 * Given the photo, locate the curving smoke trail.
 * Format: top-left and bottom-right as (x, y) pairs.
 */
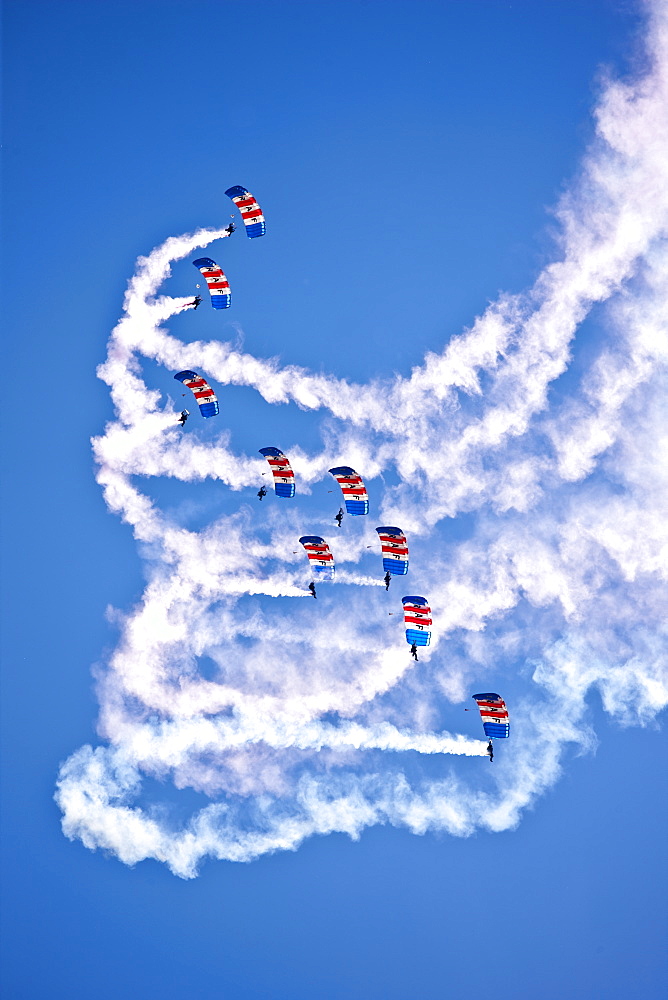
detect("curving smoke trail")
(57, 3), (668, 877)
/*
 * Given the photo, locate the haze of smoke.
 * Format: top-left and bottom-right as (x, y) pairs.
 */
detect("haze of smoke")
(57, 3), (668, 877)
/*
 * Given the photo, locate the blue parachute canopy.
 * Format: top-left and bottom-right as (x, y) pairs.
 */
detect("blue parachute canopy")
(259, 447), (295, 498)
(401, 596), (432, 646)
(299, 536), (335, 581)
(173, 370), (219, 418)
(192, 258), (231, 309)
(471, 693), (510, 739)
(225, 186), (266, 238)
(376, 526), (409, 576)
(328, 467), (369, 516)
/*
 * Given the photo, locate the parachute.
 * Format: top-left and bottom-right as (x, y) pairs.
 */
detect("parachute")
(471, 693), (510, 739)
(259, 447), (295, 498)
(328, 467), (369, 516)
(192, 257), (231, 309)
(225, 185), (266, 238)
(376, 526), (409, 576)
(299, 536), (335, 581)
(173, 370), (219, 417)
(402, 596), (432, 646)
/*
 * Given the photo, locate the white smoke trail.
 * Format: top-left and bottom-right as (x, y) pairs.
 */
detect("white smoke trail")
(57, 2), (668, 876)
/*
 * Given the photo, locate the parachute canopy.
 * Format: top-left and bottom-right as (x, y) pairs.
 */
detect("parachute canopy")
(192, 257), (231, 309)
(402, 596), (432, 647)
(376, 526), (409, 576)
(259, 447), (295, 498)
(299, 536), (335, 581)
(225, 185), (266, 238)
(329, 467), (369, 516)
(173, 370), (219, 418)
(471, 693), (510, 739)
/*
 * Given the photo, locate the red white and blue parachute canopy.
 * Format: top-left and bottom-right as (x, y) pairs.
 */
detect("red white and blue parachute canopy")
(173, 370), (219, 418)
(376, 526), (409, 576)
(471, 693), (510, 739)
(224, 185), (266, 238)
(259, 447), (295, 499)
(299, 536), (335, 581)
(328, 466), (369, 516)
(192, 257), (231, 309)
(401, 596), (432, 647)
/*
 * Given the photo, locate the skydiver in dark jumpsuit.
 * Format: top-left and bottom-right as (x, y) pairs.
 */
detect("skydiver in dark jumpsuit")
(335, 508), (344, 528)
(225, 223), (236, 235)
(178, 409), (189, 426)
(191, 295), (203, 309)
(410, 642), (419, 661)
(257, 486), (268, 500)
(487, 740), (494, 762)
(308, 581), (317, 599)
(384, 571), (392, 591)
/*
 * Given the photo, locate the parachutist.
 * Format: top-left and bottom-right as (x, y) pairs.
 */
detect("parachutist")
(178, 409), (189, 426)
(410, 642), (419, 661)
(487, 740), (494, 762)
(257, 486), (268, 500)
(335, 508), (344, 528)
(225, 222), (236, 235)
(384, 571), (392, 591)
(308, 582), (317, 599)
(188, 295), (203, 309)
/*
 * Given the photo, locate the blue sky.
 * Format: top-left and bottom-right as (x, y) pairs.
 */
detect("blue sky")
(2, 1), (667, 998)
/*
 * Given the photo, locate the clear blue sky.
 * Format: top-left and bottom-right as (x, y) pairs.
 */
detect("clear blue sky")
(2, 2), (667, 998)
